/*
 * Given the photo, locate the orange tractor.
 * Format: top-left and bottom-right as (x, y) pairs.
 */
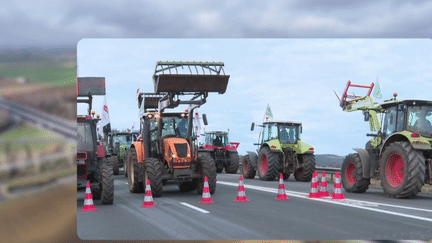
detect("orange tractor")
(126, 61), (230, 197)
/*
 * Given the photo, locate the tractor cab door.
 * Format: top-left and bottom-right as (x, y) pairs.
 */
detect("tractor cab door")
(261, 123), (278, 144)
(382, 106), (405, 139)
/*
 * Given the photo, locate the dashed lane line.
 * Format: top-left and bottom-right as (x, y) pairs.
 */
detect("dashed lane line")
(180, 202), (210, 214)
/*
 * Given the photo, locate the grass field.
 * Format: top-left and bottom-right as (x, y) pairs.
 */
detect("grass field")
(0, 124), (67, 162)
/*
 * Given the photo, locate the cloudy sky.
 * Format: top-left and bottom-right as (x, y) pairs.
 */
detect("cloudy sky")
(77, 38), (432, 157)
(1, 0), (432, 47)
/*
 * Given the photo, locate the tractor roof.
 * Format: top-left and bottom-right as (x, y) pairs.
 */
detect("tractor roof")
(380, 99), (432, 109)
(263, 120), (302, 126)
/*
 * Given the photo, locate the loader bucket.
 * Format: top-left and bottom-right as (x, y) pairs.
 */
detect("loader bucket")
(138, 93), (166, 109)
(153, 74), (230, 94)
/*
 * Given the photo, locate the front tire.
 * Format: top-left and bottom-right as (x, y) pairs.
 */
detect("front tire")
(225, 152), (240, 174)
(99, 158), (114, 204)
(341, 153), (370, 193)
(242, 155), (256, 179)
(111, 155), (119, 175)
(379, 142), (426, 198)
(294, 154), (316, 182)
(127, 147), (144, 193)
(257, 147), (280, 181)
(196, 152), (217, 194)
(144, 157), (164, 197)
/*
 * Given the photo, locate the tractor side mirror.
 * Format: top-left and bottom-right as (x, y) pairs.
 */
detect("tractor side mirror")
(363, 111), (370, 121)
(202, 114), (208, 125)
(251, 122), (255, 131)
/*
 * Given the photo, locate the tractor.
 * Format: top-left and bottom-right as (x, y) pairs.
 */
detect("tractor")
(338, 80), (432, 198)
(242, 120), (316, 181)
(200, 131), (240, 173)
(126, 61), (230, 197)
(77, 77), (114, 204)
(105, 131), (139, 175)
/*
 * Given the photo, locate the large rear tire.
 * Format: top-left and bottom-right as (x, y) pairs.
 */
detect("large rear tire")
(242, 155), (256, 179)
(379, 142), (426, 198)
(294, 154), (316, 182)
(257, 147), (280, 181)
(144, 157), (164, 197)
(196, 152), (217, 194)
(111, 155), (119, 175)
(99, 158), (114, 205)
(127, 147), (144, 193)
(225, 152), (240, 174)
(341, 153), (370, 193)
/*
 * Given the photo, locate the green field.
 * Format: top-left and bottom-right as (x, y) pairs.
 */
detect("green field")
(0, 124), (67, 162)
(0, 47), (76, 87)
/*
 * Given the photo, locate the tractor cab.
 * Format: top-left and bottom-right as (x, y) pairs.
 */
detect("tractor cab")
(260, 121), (302, 145)
(204, 131), (230, 148)
(381, 100), (432, 140)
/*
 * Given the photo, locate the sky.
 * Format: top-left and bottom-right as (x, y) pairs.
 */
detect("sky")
(1, 0), (432, 47)
(77, 38), (432, 157)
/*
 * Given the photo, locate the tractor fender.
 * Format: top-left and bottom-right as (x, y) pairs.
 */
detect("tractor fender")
(353, 148), (371, 179)
(131, 141), (145, 163)
(246, 151), (258, 169)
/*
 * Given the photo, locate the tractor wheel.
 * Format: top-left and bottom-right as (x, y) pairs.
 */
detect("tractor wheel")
(242, 155), (256, 179)
(124, 151), (129, 177)
(216, 160), (224, 173)
(127, 147), (144, 193)
(294, 154), (316, 182)
(144, 157), (164, 197)
(379, 142), (426, 198)
(196, 152), (217, 194)
(99, 158), (114, 205)
(257, 147), (280, 181)
(225, 152), (240, 174)
(282, 172), (290, 180)
(111, 155), (120, 175)
(341, 153), (370, 193)
(178, 182), (197, 193)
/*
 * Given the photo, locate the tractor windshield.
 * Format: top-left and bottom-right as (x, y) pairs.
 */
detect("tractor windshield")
(407, 105), (432, 137)
(206, 133), (229, 147)
(161, 117), (189, 139)
(77, 122), (95, 151)
(279, 124), (300, 143)
(113, 135), (132, 145)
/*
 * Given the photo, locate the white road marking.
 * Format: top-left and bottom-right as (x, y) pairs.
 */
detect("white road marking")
(217, 181), (432, 223)
(180, 202), (210, 214)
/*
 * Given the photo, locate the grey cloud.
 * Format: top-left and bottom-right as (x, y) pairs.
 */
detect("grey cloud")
(1, 0), (432, 47)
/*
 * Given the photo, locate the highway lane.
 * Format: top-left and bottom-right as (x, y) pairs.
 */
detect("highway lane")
(77, 170), (432, 241)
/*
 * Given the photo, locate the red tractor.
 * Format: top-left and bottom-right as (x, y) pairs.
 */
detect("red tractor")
(201, 131), (240, 173)
(77, 77), (114, 204)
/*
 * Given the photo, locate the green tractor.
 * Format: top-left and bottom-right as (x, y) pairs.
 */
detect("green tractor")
(242, 120), (316, 181)
(338, 80), (432, 198)
(105, 131), (139, 175)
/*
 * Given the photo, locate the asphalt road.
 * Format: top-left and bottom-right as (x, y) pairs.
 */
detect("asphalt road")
(77, 170), (432, 241)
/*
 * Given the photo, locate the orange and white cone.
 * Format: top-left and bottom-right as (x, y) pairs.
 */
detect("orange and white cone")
(141, 179), (157, 208)
(199, 176), (214, 204)
(275, 173), (289, 200)
(308, 171), (320, 199)
(234, 175), (249, 202)
(331, 172), (346, 200)
(80, 181), (98, 212)
(318, 171), (330, 198)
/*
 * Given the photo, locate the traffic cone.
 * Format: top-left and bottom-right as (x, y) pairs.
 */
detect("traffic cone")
(80, 181), (98, 212)
(318, 171), (330, 198)
(275, 173), (289, 200)
(308, 171), (320, 199)
(234, 175), (249, 202)
(141, 179), (157, 208)
(199, 176), (214, 204)
(331, 172), (346, 200)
